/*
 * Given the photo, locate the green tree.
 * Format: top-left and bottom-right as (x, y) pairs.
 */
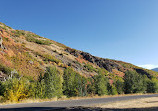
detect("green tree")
(94, 74), (108, 96)
(115, 78), (124, 94)
(124, 70), (145, 94)
(87, 78), (95, 96)
(63, 67), (88, 97)
(74, 75), (87, 97)
(147, 78), (158, 93)
(0, 81), (5, 96)
(63, 67), (77, 97)
(44, 67), (63, 98)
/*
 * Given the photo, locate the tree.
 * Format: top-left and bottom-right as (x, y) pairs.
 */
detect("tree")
(94, 74), (108, 96)
(147, 78), (158, 93)
(124, 70), (145, 94)
(0, 81), (5, 96)
(87, 78), (95, 96)
(63, 67), (88, 97)
(44, 67), (63, 98)
(63, 67), (77, 97)
(115, 78), (124, 94)
(3, 77), (29, 102)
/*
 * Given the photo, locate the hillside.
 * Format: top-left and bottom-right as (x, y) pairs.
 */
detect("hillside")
(0, 22), (157, 80)
(0, 22), (158, 102)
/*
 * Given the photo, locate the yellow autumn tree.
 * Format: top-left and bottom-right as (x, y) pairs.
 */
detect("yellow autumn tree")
(4, 77), (29, 102)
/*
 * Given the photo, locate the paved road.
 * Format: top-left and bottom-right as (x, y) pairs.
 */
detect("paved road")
(0, 94), (158, 111)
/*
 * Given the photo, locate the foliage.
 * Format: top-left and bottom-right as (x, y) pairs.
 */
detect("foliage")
(94, 74), (108, 96)
(124, 70), (146, 94)
(12, 30), (25, 37)
(27, 37), (52, 45)
(87, 78), (95, 95)
(84, 63), (97, 72)
(63, 67), (88, 97)
(0, 64), (12, 75)
(3, 77), (30, 102)
(146, 78), (158, 93)
(25, 33), (52, 45)
(0, 81), (5, 96)
(35, 52), (61, 64)
(108, 84), (118, 95)
(43, 67), (63, 98)
(114, 77), (124, 94)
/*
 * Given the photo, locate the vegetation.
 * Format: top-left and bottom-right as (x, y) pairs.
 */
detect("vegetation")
(26, 37), (52, 45)
(0, 64), (12, 75)
(0, 22), (158, 104)
(84, 63), (97, 72)
(34, 52), (61, 64)
(63, 67), (87, 97)
(0, 66), (158, 103)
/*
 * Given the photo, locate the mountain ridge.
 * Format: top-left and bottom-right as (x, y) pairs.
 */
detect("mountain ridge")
(152, 68), (158, 72)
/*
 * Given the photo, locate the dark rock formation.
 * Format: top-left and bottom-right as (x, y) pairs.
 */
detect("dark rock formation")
(134, 68), (151, 78)
(66, 48), (122, 72)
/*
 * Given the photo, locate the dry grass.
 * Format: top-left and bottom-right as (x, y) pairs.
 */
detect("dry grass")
(94, 97), (158, 109)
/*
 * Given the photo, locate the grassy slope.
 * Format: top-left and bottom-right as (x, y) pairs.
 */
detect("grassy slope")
(0, 22), (158, 80)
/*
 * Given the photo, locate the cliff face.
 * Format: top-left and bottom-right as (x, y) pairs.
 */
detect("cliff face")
(0, 22), (157, 80)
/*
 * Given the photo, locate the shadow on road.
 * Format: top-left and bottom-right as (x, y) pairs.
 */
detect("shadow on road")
(1, 106), (158, 111)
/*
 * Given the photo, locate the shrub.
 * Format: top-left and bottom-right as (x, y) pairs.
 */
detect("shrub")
(0, 64), (12, 75)
(84, 63), (97, 72)
(35, 52), (61, 64)
(26, 35), (52, 45)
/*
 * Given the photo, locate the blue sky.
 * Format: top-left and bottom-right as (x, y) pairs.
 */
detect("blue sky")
(0, 0), (158, 69)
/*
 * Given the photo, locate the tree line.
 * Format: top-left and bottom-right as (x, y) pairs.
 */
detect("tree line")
(0, 66), (158, 102)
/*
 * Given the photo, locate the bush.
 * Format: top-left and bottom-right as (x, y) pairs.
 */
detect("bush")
(35, 52), (61, 64)
(0, 64), (12, 75)
(26, 36), (52, 45)
(84, 63), (97, 72)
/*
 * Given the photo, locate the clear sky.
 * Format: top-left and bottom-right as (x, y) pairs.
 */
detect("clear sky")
(0, 0), (158, 69)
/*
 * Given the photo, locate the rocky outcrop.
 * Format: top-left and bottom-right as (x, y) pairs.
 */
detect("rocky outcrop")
(134, 68), (151, 78)
(0, 35), (3, 49)
(0, 29), (4, 49)
(81, 52), (121, 72)
(66, 48), (122, 72)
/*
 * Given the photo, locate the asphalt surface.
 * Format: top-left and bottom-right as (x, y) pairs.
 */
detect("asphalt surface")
(0, 94), (158, 111)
